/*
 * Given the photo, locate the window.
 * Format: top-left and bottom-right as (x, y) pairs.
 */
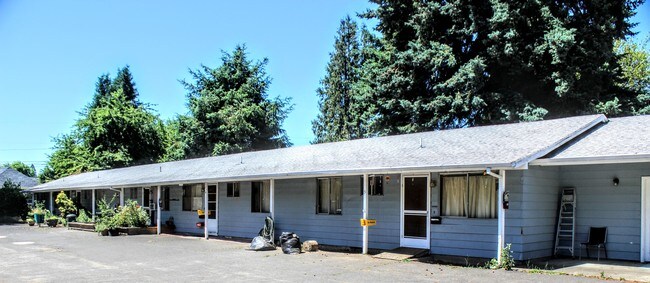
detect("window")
(360, 175), (384, 196)
(441, 174), (497, 218)
(317, 177), (342, 215)
(182, 184), (203, 211)
(227, 182), (240, 198)
(251, 181), (270, 213)
(129, 188), (137, 200)
(162, 187), (170, 211)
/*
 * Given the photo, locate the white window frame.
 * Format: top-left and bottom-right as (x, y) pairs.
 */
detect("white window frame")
(317, 177), (342, 215)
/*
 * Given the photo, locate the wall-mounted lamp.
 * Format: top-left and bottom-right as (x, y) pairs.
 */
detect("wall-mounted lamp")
(613, 177), (620, 187)
(431, 179), (437, 188)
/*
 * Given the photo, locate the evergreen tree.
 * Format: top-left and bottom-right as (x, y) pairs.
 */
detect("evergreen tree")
(181, 45), (292, 157)
(364, 0), (643, 134)
(40, 67), (165, 182)
(2, 161), (36, 177)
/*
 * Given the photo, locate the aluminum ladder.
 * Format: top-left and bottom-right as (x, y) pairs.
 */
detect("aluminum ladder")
(554, 188), (576, 257)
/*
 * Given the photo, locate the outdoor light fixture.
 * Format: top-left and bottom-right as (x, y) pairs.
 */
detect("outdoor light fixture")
(613, 177), (620, 187)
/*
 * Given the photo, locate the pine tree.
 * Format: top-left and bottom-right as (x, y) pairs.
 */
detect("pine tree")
(41, 67), (165, 181)
(364, 0), (643, 134)
(312, 17), (380, 143)
(180, 45), (292, 157)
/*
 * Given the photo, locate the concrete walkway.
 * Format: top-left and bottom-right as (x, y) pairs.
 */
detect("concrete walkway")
(522, 259), (650, 282)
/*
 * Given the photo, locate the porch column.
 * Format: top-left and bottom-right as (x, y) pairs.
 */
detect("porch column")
(270, 179), (275, 219)
(91, 189), (96, 221)
(157, 185), (161, 235)
(362, 173), (369, 255)
(497, 170), (507, 264)
(49, 191), (54, 213)
(204, 183), (208, 240)
(215, 182), (219, 235)
(120, 188), (124, 207)
(141, 187), (145, 205)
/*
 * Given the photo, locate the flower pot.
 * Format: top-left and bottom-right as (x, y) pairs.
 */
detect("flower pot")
(107, 229), (119, 236)
(46, 219), (58, 227)
(27, 221), (35, 226)
(33, 214), (44, 224)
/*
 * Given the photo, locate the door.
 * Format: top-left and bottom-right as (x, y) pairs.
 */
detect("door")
(207, 185), (218, 235)
(401, 174), (430, 249)
(642, 177), (650, 262)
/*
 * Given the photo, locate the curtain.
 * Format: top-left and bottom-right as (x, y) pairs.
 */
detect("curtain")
(331, 178), (342, 214)
(261, 181), (271, 213)
(318, 179), (330, 214)
(469, 176), (497, 218)
(442, 176), (467, 216)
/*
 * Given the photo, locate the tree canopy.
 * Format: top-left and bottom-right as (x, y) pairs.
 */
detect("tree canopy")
(354, 0), (645, 135)
(312, 16), (381, 143)
(177, 45), (292, 158)
(40, 66), (165, 182)
(2, 161), (36, 177)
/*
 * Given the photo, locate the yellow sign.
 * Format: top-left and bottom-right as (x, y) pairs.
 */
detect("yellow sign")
(360, 219), (377, 227)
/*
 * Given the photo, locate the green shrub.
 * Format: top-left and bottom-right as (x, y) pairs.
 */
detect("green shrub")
(94, 195), (118, 232)
(0, 180), (29, 219)
(76, 209), (92, 223)
(115, 200), (149, 228)
(55, 191), (76, 217)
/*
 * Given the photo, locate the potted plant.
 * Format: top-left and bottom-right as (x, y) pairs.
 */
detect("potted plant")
(32, 201), (46, 225)
(46, 216), (59, 227)
(27, 219), (35, 226)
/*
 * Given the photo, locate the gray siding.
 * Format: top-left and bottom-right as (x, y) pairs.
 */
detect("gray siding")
(430, 172), (522, 259)
(160, 185), (205, 234)
(218, 181), (270, 238)
(559, 163), (650, 261)
(272, 175), (401, 250)
(519, 166), (561, 260)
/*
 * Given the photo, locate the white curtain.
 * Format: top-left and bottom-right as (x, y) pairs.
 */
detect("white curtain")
(442, 176), (467, 216)
(469, 176), (497, 218)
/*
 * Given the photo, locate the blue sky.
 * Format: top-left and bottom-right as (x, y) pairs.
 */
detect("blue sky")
(0, 1), (648, 173)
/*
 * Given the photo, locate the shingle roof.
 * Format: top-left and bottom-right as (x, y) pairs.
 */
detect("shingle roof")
(0, 167), (39, 188)
(30, 114), (606, 192)
(537, 115), (650, 163)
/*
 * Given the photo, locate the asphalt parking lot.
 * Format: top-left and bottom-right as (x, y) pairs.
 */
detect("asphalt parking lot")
(0, 224), (604, 282)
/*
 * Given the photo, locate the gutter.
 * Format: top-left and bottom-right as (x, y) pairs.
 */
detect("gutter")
(27, 162), (518, 192)
(531, 154), (650, 166)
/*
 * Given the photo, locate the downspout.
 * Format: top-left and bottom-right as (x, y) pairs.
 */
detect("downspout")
(486, 168), (506, 264)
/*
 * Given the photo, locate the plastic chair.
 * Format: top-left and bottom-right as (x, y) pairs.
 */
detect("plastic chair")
(579, 227), (607, 260)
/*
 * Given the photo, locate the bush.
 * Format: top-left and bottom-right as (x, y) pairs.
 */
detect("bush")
(115, 200), (149, 228)
(94, 196), (118, 232)
(76, 209), (92, 223)
(55, 191), (76, 217)
(0, 181), (29, 219)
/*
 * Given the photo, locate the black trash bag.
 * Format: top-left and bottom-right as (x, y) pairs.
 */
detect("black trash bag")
(250, 236), (275, 251)
(250, 216), (276, 251)
(280, 232), (301, 254)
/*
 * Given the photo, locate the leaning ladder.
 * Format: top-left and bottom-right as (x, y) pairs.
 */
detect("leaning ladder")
(555, 188), (576, 257)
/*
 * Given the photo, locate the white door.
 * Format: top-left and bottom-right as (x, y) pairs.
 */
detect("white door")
(642, 177), (650, 262)
(400, 174), (430, 249)
(207, 184), (218, 235)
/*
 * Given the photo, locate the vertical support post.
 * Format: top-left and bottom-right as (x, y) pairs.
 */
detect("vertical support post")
(270, 179), (275, 219)
(120, 188), (125, 207)
(91, 189), (96, 221)
(49, 191), (54, 213)
(141, 187), (145, 206)
(157, 185), (161, 235)
(497, 170), (507, 264)
(204, 183), (209, 240)
(215, 182), (219, 236)
(362, 173), (369, 255)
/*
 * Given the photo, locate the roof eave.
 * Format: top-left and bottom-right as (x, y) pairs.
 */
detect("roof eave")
(531, 154), (650, 166)
(27, 162), (517, 192)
